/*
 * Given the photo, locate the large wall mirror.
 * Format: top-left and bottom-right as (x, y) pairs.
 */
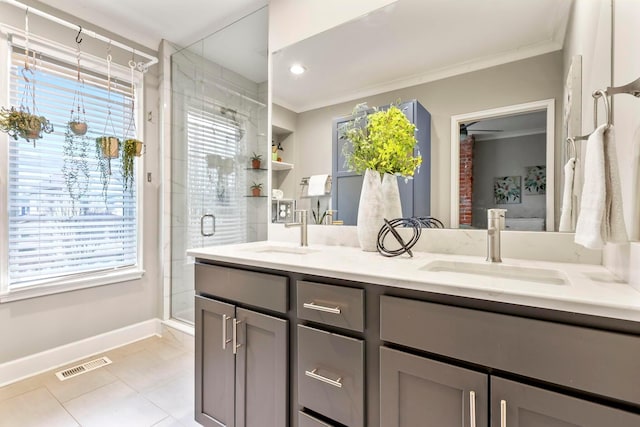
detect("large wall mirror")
(271, 0), (608, 232)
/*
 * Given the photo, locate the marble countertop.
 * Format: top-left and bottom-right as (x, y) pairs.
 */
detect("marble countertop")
(187, 241), (640, 322)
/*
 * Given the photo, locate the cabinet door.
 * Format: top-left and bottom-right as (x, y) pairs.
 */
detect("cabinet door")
(235, 307), (288, 427)
(491, 377), (640, 427)
(380, 347), (488, 427)
(195, 296), (236, 427)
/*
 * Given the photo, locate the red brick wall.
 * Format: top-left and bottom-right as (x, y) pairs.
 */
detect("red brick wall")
(459, 135), (474, 226)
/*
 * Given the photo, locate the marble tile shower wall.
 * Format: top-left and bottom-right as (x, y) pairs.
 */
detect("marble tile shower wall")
(169, 48), (268, 323)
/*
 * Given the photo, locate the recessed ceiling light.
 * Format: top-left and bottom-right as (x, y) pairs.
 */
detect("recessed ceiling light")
(289, 64), (306, 75)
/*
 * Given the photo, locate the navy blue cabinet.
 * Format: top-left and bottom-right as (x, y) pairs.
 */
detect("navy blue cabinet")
(331, 100), (431, 225)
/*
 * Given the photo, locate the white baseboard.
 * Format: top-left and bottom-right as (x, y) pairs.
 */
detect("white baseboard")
(161, 318), (194, 336)
(0, 318), (163, 387)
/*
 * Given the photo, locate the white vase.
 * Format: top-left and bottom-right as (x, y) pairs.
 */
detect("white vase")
(382, 173), (402, 220)
(357, 169), (384, 251)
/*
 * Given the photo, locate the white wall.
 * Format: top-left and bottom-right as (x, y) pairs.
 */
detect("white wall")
(605, 0), (640, 281)
(0, 2), (161, 363)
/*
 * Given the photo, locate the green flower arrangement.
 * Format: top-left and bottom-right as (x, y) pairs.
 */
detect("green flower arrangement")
(343, 103), (422, 177)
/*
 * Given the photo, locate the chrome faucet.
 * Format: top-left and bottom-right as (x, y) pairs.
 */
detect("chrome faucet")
(285, 209), (308, 246)
(486, 209), (507, 263)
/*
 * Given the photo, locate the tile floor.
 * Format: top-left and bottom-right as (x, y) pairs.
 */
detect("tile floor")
(0, 328), (197, 427)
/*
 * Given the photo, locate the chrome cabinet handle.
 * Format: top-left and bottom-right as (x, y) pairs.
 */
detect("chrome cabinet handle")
(200, 214), (216, 237)
(305, 368), (343, 388)
(469, 390), (476, 427)
(221, 314), (231, 350)
(500, 399), (507, 427)
(232, 318), (243, 355)
(303, 302), (341, 314)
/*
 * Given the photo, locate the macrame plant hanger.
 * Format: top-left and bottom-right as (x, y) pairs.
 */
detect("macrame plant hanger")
(1, 9), (53, 145)
(69, 26), (88, 135)
(62, 27), (90, 205)
(120, 52), (144, 192)
(96, 42), (120, 203)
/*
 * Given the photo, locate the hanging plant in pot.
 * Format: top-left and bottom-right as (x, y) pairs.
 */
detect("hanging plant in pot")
(0, 23), (54, 146)
(0, 106), (53, 144)
(95, 136), (119, 202)
(343, 102), (422, 251)
(122, 138), (143, 192)
(68, 80), (88, 136)
(62, 47), (91, 206)
(119, 59), (145, 193)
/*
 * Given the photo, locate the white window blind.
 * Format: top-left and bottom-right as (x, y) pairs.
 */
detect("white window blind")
(6, 47), (139, 289)
(186, 106), (247, 248)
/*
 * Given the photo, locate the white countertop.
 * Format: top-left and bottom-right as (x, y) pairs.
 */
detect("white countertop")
(187, 241), (640, 323)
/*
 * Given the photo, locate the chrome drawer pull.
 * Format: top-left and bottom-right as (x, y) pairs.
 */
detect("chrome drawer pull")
(500, 399), (507, 427)
(305, 368), (343, 388)
(469, 390), (476, 427)
(303, 302), (341, 314)
(222, 314), (232, 350)
(233, 319), (243, 355)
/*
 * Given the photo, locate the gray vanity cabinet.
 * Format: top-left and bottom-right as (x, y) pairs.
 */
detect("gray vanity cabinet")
(195, 296), (236, 427)
(331, 100), (431, 225)
(490, 377), (640, 427)
(380, 346), (488, 427)
(195, 296), (288, 427)
(194, 264), (288, 427)
(380, 295), (640, 426)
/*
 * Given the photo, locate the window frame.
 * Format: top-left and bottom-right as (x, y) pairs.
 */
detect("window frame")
(0, 29), (145, 303)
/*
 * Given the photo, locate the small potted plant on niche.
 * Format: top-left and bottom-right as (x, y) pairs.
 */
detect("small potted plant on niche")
(343, 102), (422, 251)
(250, 182), (263, 197)
(121, 139), (144, 192)
(0, 106), (53, 145)
(250, 152), (262, 169)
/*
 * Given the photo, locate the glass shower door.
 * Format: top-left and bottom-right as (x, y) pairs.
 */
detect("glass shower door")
(169, 9), (267, 323)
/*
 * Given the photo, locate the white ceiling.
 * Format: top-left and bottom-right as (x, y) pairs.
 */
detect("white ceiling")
(465, 111), (547, 141)
(36, 0), (267, 53)
(273, 0), (574, 113)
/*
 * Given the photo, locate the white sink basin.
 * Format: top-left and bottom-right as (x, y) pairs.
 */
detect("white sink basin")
(245, 245), (319, 255)
(421, 260), (568, 286)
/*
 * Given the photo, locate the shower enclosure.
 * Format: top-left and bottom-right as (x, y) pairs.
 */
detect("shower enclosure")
(168, 8), (268, 323)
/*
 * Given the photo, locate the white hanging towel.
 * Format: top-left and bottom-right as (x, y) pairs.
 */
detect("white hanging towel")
(559, 157), (576, 232)
(602, 125), (628, 244)
(307, 174), (329, 196)
(575, 124), (628, 249)
(572, 157), (582, 229)
(575, 125), (606, 249)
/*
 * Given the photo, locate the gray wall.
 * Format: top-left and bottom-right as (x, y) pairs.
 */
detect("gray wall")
(287, 51), (563, 226)
(471, 134), (546, 228)
(0, 1), (161, 363)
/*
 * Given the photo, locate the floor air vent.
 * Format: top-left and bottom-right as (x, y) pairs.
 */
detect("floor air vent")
(55, 356), (113, 381)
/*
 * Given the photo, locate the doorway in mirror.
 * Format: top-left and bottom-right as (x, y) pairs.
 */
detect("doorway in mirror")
(451, 99), (555, 231)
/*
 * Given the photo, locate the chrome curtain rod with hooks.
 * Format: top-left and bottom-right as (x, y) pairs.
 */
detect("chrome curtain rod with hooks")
(0, 0), (158, 68)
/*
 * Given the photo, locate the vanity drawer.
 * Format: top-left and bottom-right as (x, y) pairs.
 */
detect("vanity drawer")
(195, 263), (288, 313)
(297, 281), (364, 332)
(298, 411), (336, 427)
(380, 295), (640, 405)
(297, 325), (364, 427)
